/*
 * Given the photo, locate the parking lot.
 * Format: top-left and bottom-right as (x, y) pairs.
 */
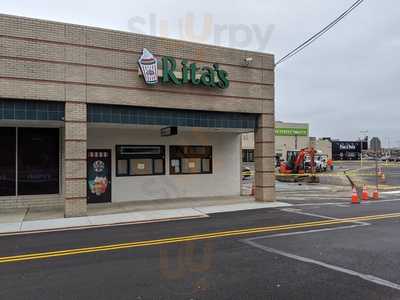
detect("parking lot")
(242, 160), (400, 197)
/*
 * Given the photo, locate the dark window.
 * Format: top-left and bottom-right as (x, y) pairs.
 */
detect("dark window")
(116, 145), (165, 176)
(243, 149), (255, 163)
(0, 127), (16, 196)
(18, 128), (59, 195)
(170, 146), (212, 175)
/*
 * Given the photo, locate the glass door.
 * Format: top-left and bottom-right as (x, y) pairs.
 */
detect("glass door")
(18, 128), (60, 195)
(87, 149), (112, 203)
(0, 127), (16, 196)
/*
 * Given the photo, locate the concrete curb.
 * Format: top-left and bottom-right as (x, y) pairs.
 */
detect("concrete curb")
(0, 202), (291, 236)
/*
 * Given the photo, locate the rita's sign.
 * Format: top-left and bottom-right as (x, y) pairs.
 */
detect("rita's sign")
(138, 48), (229, 89)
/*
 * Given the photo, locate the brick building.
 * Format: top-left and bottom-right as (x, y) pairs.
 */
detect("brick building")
(0, 14), (275, 217)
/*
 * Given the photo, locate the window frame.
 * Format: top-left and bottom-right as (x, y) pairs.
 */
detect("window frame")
(169, 145), (213, 175)
(115, 145), (166, 177)
(243, 149), (255, 163)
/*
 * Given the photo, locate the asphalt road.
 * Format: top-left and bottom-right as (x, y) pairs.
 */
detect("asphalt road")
(337, 160), (400, 188)
(2, 195), (400, 299)
(361, 163), (400, 188)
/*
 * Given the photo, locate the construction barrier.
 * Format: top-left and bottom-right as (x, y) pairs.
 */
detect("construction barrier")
(362, 185), (369, 201)
(351, 187), (360, 204)
(242, 162), (400, 196)
(372, 189), (380, 200)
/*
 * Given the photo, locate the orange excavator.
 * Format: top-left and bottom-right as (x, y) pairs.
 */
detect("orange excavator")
(279, 147), (316, 174)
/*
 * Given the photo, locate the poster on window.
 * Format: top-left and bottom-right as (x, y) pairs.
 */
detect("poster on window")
(87, 149), (112, 203)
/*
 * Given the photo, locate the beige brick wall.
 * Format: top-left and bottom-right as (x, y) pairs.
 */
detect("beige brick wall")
(64, 101), (87, 217)
(65, 102), (86, 122)
(0, 196), (63, 209)
(64, 197), (87, 218)
(65, 140), (87, 160)
(0, 14), (273, 114)
(0, 14), (276, 210)
(65, 179), (86, 198)
(65, 160), (87, 179)
(65, 122), (87, 141)
(86, 87), (266, 113)
(255, 112), (275, 202)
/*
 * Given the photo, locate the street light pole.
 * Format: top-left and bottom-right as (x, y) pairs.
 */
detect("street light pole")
(360, 138), (363, 169)
(360, 130), (368, 169)
(376, 149), (379, 195)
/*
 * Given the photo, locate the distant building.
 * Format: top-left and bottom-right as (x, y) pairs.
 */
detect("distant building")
(315, 139), (332, 160)
(274, 122), (310, 160)
(242, 122), (310, 162)
(241, 122), (333, 161)
(370, 137), (382, 153)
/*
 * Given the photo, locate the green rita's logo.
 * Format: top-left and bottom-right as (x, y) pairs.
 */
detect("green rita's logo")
(138, 48), (229, 89)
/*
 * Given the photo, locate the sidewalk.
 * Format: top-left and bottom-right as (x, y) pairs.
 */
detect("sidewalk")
(0, 196), (291, 235)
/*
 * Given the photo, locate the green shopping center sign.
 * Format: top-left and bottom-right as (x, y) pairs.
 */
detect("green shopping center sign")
(275, 127), (308, 136)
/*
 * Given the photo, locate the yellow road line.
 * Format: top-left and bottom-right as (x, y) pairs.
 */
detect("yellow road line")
(1, 212), (400, 264)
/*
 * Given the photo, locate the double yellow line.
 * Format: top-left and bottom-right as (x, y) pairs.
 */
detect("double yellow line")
(1, 212), (400, 264)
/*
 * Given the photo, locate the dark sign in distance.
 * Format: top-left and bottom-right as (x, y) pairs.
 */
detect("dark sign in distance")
(161, 126), (178, 137)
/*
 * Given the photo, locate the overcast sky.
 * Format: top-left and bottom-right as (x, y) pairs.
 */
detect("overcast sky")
(2, 0), (399, 146)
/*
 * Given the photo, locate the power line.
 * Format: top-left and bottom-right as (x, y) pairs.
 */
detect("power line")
(275, 0), (365, 66)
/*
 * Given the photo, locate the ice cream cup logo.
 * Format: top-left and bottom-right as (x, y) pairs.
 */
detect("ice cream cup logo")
(93, 160), (105, 173)
(138, 48), (158, 85)
(90, 176), (108, 196)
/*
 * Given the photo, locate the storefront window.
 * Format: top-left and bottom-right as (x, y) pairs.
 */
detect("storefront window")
(202, 158), (211, 173)
(170, 146), (213, 175)
(0, 127), (16, 196)
(18, 128), (60, 195)
(170, 159), (181, 174)
(243, 149), (255, 163)
(116, 145), (165, 176)
(154, 159), (164, 174)
(117, 159), (128, 176)
(182, 158), (202, 173)
(129, 158), (152, 176)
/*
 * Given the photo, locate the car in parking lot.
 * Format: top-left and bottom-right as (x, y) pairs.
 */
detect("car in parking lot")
(380, 156), (400, 162)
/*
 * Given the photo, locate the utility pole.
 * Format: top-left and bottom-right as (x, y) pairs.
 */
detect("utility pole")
(375, 148), (379, 196)
(371, 136), (379, 197)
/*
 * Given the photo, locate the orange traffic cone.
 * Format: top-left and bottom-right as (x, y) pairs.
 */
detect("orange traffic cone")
(351, 187), (360, 204)
(372, 189), (379, 200)
(362, 185), (369, 201)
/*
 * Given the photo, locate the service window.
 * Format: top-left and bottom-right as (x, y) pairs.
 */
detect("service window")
(116, 145), (165, 176)
(170, 146), (212, 175)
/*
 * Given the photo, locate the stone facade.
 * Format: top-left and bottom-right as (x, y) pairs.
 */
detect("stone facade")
(255, 113), (275, 202)
(0, 14), (275, 215)
(64, 101), (87, 217)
